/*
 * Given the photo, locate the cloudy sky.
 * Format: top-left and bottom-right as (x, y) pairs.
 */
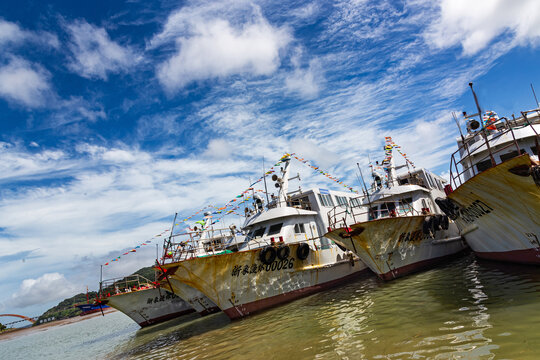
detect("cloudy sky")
(1, 0), (540, 318)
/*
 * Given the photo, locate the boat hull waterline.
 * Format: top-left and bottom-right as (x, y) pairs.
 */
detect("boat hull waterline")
(162, 243), (368, 320)
(326, 216), (467, 280)
(104, 287), (195, 327)
(449, 154), (540, 264)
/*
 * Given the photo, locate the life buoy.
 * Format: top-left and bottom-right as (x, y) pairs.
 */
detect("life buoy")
(259, 246), (277, 265)
(296, 243), (310, 260)
(276, 245), (290, 260)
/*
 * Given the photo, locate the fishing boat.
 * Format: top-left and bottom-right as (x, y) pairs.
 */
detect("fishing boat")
(325, 138), (466, 280)
(160, 154), (368, 320)
(99, 274), (195, 327)
(74, 303), (110, 316)
(436, 83), (540, 264)
(157, 221), (247, 316)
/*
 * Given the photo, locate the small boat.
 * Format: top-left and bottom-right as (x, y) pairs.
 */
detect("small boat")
(99, 274), (195, 327)
(436, 83), (540, 264)
(325, 138), (467, 280)
(75, 303), (110, 316)
(74, 286), (110, 315)
(160, 154), (368, 319)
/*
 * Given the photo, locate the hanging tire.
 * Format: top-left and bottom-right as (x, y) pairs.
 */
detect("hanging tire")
(259, 246), (277, 265)
(276, 245), (290, 260)
(441, 215), (449, 230)
(422, 216), (432, 235)
(296, 243), (310, 260)
(434, 215), (443, 231)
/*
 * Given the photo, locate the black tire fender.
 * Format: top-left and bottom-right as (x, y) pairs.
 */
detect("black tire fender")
(259, 246), (277, 265)
(441, 215), (449, 230)
(296, 243), (310, 260)
(422, 216), (432, 235)
(276, 245), (290, 260)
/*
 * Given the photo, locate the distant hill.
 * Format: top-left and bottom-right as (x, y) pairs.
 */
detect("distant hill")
(34, 291), (98, 325)
(34, 265), (156, 325)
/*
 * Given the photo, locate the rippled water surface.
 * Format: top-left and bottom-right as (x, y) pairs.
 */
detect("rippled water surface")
(2, 255), (539, 359)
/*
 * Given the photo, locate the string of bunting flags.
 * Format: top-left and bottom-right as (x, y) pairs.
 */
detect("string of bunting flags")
(103, 152), (358, 266)
(383, 136), (416, 168)
(290, 154), (358, 194)
(103, 227), (172, 266)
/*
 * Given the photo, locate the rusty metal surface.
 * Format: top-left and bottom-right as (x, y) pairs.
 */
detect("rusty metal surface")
(162, 243), (365, 314)
(449, 154), (540, 255)
(325, 216), (465, 277)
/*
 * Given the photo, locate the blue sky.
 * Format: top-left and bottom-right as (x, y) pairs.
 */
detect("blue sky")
(1, 0), (540, 319)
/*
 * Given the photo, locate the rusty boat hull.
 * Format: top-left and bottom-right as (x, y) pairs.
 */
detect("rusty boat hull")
(103, 287), (195, 327)
(325, 216), (466, 280)
(448, 154), (540, 264)
(162, 243), (368, 320)
(164, 278), (221, 316)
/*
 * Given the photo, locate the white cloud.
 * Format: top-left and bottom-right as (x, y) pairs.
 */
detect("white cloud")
(154, 4), (291, 93)
(66, 20), (140, 80)
(0, 18), (59, 48)
(425, 0), (540, 55)
(0, 57), (51, 107)
(202, 138), (233, 159)
(285, 59), (322, 99)
(0, 19), (26, 45)
(10, 273), (78, 308)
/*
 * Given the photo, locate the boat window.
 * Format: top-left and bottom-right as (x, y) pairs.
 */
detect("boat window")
(398, 177), (409, 185)
(291, 196), (311, 210)
(397, 197), (413, 213)
(500, 150), (525, 162)
(335, 195), (348, 208)
(350, 197), (361, 207)
(476, 159), (493, 173)
(318, 193), (334, 207)
(267, 223), (283, 235)
(369, 206), (378, 220)
(425, 172), (435, 189)
(252, 227), (266, 238)
(531, 146), (538, 155)
(294, 223), (305, 233)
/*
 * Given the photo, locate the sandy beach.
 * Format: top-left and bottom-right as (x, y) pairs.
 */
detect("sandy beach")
(0, 307), (117, 341)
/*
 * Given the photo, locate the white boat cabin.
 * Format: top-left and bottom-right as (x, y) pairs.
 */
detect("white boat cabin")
(454, 109), (540, 183)
(242, 188), (362, 249)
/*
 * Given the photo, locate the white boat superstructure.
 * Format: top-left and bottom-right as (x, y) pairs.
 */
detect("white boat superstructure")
(99, 274), (195, 327)
(161, 155), (368, 319)
(326, 141), (466, 280)
(437, 87), (540, 264)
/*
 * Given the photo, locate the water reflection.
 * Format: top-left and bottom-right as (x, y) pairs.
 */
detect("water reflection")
(105, 254), (540, 360)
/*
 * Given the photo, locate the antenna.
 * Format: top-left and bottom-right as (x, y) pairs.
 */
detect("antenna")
(262, 157), (270, 205)
(356, 162), (372, 210)
(452, 111), (464, 139)
(469, 82), (496, 167)
(531, 83), (540, 108)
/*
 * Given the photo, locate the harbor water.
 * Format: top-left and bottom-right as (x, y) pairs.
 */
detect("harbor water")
(1, 254), (539, 359)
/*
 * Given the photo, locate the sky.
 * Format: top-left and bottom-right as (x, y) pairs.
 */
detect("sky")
(1, 0), (540, 319)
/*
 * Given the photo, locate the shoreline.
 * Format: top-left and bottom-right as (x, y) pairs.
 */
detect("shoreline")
(0, 307), (117, 342)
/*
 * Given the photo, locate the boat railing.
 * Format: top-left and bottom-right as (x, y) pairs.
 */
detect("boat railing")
(100, 274), (154, 298)
(161, 227), (242, 263)
(449, 109), (540, 190)
(327, 197), (419, 232)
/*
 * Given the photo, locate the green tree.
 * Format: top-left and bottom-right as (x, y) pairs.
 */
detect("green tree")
(0, 322), (6, 331)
